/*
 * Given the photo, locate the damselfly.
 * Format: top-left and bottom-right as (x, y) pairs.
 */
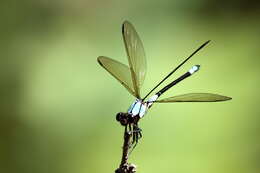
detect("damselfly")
(97, 21), (231, 151)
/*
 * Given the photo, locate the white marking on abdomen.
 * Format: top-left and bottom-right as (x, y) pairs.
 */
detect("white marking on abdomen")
(188, 65), (200, 74)
(147, 94), (159, 107)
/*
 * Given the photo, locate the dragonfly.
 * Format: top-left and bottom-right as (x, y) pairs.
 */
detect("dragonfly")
(97, 21), (231, 151)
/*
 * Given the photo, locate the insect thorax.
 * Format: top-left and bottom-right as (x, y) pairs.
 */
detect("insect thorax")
(127, 99), (148, 118)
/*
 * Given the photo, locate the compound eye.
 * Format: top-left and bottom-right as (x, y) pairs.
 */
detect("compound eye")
(116, 112), (123, 122)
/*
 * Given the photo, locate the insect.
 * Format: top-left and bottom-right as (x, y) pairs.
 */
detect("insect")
(97, 21), (231, 151)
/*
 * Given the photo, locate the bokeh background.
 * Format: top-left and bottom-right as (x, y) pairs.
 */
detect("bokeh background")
(1, 0), (260, 173)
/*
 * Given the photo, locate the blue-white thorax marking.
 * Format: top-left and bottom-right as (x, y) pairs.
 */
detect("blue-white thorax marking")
(127, 94), (159, 118)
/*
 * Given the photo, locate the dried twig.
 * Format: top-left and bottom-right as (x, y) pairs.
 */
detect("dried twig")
(115, 127), (137, 173)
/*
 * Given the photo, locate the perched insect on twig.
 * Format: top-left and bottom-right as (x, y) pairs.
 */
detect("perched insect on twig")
(97, 21), (231, 171)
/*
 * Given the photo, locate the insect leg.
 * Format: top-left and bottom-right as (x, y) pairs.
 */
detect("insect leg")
(137, 127), (142, 139)
(132, 127), (136, 145)
(128, 132), (137, 156)
(128, 123), (132, 133)
(131, 124), (141, 149)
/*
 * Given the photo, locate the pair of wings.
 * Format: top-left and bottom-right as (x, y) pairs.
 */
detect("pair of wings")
(97, 21), (231, 103)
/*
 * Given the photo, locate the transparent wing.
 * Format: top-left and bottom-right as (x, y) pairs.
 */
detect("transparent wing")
(97, 56), (137, 98)
(156, 93), (232, 102)
(122, 21), (146, 99)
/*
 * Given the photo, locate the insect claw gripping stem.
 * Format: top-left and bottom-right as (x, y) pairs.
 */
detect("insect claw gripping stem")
(128, 125), (143, 156)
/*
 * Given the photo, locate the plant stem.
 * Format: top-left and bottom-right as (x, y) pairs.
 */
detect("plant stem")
(115, 126), (137, 173)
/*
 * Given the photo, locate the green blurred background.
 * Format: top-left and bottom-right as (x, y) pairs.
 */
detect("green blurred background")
(1, 0), (259, 173)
